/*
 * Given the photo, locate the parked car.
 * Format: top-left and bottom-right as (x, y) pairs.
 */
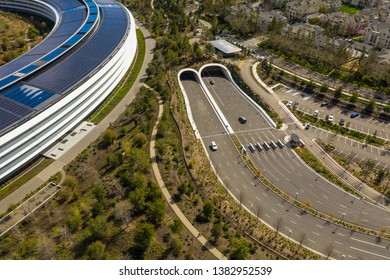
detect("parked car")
(327, 114), (334, 122)
(286, 101), (293, 107)
(238, 116), (247, 124)
(305, 122), (311, 129)
(339, 118), (345, 126)
(292, 102), (299, 109)
(350, 112), (360, 118)
(210, 141), (218, 151)
(320, 101), (328, 107)
(210, 80), (215, 85)
(313, 110), (319, 117)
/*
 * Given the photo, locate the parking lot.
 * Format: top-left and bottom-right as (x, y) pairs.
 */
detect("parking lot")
(276, 86), (390, 141)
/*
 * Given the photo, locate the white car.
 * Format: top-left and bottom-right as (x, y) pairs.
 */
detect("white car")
(286, 101), (293, 107)
(313, 110), (319, 117)
(327, 114), (334, 122)
(210, 141), (218, 151)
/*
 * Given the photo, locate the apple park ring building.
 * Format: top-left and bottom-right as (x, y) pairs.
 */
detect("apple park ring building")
(0, 0), (137, 181)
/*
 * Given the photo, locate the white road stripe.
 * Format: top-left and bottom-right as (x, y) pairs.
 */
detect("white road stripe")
(351, 237), (386, 249)
(312, 231), (320, 236)
(350, 247), (390, 260)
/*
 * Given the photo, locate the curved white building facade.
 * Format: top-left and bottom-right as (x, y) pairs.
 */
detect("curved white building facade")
(0, 0), (137, 181)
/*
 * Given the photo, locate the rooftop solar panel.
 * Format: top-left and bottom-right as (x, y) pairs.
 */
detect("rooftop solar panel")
(0, 108), (21, 130)
(0, 97), (33, 117)
(25, 5), (129, 94)
(2, 85), (55, 108)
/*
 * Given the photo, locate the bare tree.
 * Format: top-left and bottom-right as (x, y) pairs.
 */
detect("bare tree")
(238, 191), (246, 209)
(274, 217), (284, 237)
(324, 243), (334, 260)
(255, 204), (264, 224)
(296, 232), (306, 254)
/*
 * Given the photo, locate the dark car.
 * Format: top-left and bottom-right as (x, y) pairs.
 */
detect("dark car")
(238, 116), (247, 124)
(350, 112), (360, 118)
(320, 101), (328, 107)
(339, 118), (345, 126)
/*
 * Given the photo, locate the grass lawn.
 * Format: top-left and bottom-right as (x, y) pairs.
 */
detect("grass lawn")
(340, 4), (359, 15)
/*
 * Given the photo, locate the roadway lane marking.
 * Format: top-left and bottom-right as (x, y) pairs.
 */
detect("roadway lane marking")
(361, 212), (368, 215)
(316, 200), (323, 205)
(241, 171), (245, 176)
(285, 226), (292, 232)
(295, 214), (301, 218)
(322, 195), (328, 199)
(335, 241), (343, 245)
(263, 192), (268, 197)
(271, 208), (277, 213)
(316, 224), (323, 229)
(243, 185), (248, 189)
(256, 196), (260, 201)
(290, 220), (297, 224)
(226, 162), (230, 166)
(359, 157), (365, 163)
(308, 239), (316, 244)
(361, 219), (369, 223)
(337, 233), (345, 237)
(234, 173), (237, 178)
(265, 214), (271, 218)
(339, 204), (347, 208)
(350, 247), (390, 260)
(334, 250), (341, 254)
(347, 255), (356, 259)
(351, 237), (386, 249)
(312, 231), (320, 236)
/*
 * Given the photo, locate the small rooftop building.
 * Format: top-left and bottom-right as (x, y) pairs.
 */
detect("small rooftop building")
(209, 40), (242, 57)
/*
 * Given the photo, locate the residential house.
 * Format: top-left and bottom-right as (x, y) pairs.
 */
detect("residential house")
(363, 20), (390, 49)
(285, 0), (320, 20)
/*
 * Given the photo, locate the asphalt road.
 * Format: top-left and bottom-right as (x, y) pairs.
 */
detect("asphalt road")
(200, 67), (390, 232)
(201, 67), (272, 131)
(179, 68), (390, 260)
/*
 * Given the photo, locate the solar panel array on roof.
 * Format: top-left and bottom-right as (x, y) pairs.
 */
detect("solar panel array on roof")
(0, 1), (86, 78)
(2, 85), (55, 108)
(0, 97), (33, 117)
(26, 5), (129, 94)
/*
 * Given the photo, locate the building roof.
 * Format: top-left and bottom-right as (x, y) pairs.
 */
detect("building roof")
(210, 40), (242, 54)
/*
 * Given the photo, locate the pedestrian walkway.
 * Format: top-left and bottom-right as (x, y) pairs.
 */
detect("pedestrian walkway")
(148, 85), (227, 260)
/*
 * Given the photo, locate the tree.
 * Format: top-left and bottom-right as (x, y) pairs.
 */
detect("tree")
(93, 185), (106, 202)
(324, 243), (334, 260)
(102, 129), (117, 146)
(133, 223), (155, 258)
(211, 222), (223, 242)
(364, 99), (376, 114)
(170, 219), (183, 234)
(168, 237), (183, 257)
(146, 198), (166, 226)
(133, 132), (148, 148)
(255, 205), (264, 223)
(349, 91), (359, 104)
(88, 215), (108, 240)
(84, 241), (108, 260)
(202, 200), (214, 221)
(320, 84), (329, 93)
(334, 87), (343, 99)
(274, 217), (284, 237)
(229, 238), (251, 260)
(296, 232), (306, 254)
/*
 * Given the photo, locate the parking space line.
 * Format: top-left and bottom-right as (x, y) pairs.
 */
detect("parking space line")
(359, 157), (365, 163)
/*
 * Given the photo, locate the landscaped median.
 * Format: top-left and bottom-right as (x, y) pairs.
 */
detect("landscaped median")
(294, 147), (363, 199)
(229, 134), (390, 240)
